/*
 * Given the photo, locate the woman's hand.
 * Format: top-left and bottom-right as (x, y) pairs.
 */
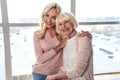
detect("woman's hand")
(79, 30), (92, 40)
(60, 36), (68, 48)
(46, 75), (56, 80)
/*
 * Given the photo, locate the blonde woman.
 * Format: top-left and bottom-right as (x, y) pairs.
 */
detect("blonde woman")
(32, 3), (63, 80)
(32, 3), (92, 80)
(46, 12), (94, 80)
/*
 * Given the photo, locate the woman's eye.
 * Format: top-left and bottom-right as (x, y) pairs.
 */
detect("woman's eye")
(45, 14), (49, 17)
(65, 20), (69, 23)
(59, 23), (62, 26)
(52, 17), (56, 19)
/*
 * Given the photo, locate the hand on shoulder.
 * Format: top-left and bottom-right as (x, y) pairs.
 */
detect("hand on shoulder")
(78, 30), (92, 40)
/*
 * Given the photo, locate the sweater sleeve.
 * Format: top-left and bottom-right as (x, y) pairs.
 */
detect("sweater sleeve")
(66, 37), (93, 79)
(33, 30), (56, 64)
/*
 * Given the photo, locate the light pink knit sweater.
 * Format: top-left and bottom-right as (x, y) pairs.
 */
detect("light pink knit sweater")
(32, 30), (63, 75)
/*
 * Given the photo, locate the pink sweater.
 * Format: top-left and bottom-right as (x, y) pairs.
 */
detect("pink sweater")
(32, 30), (63, 75)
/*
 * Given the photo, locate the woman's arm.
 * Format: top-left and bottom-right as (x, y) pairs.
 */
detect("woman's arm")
(46, 72), (68, 80)
(33, 30), (57, 64)
(46, 37), (93, 80)
(54, 36), (67, 53)
(33, 30), (67, 64)
(66, 37), (93, 79)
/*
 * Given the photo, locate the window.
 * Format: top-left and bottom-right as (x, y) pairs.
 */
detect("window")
(7, 0), (70, 23)
(0, 27), (6, 80)
(77, 25), (120, 74)
(76, 0), (120, 75)
(10, 27), (37, 79)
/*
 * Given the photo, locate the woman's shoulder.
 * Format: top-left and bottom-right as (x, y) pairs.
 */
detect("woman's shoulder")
(34, 30), (42, 36)
(33, 30), (43, 39)
(34, 30), (41, 34)
(76, 32), (91, 45)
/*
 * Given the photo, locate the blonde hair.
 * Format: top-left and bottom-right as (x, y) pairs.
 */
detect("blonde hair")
(38, 3), (61, 39)
(56, 12), (78, 34)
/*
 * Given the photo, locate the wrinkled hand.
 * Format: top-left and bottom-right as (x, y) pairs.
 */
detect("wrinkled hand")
(59, 36), (68, 49)
(46, 75), (56, 80)
(79, 30), (92, 40)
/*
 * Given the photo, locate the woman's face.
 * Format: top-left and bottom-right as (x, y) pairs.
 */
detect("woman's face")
(58, 20), (74, 37)
(43, 8), (59, 28)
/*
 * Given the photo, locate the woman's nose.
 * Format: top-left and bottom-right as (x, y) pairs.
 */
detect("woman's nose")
(61, 24), (65, 29)
(47, 17), (52, 22)
(63, 24), (66, 28)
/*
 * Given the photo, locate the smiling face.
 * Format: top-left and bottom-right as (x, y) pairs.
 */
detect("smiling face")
(56, 12), (78, 37)
(58, 20), (74, 37)
(43, 8), (59, 28)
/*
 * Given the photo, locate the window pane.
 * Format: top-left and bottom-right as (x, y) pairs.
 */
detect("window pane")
(76, 0), (120, 75)
(0, 3), (1, 23)
(76, 0), (120, 22)
(10, 27), (38, 79)
(76, 24), (120, 74)
(0, 27), (6, 80)
(7, 0), (70, 23)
